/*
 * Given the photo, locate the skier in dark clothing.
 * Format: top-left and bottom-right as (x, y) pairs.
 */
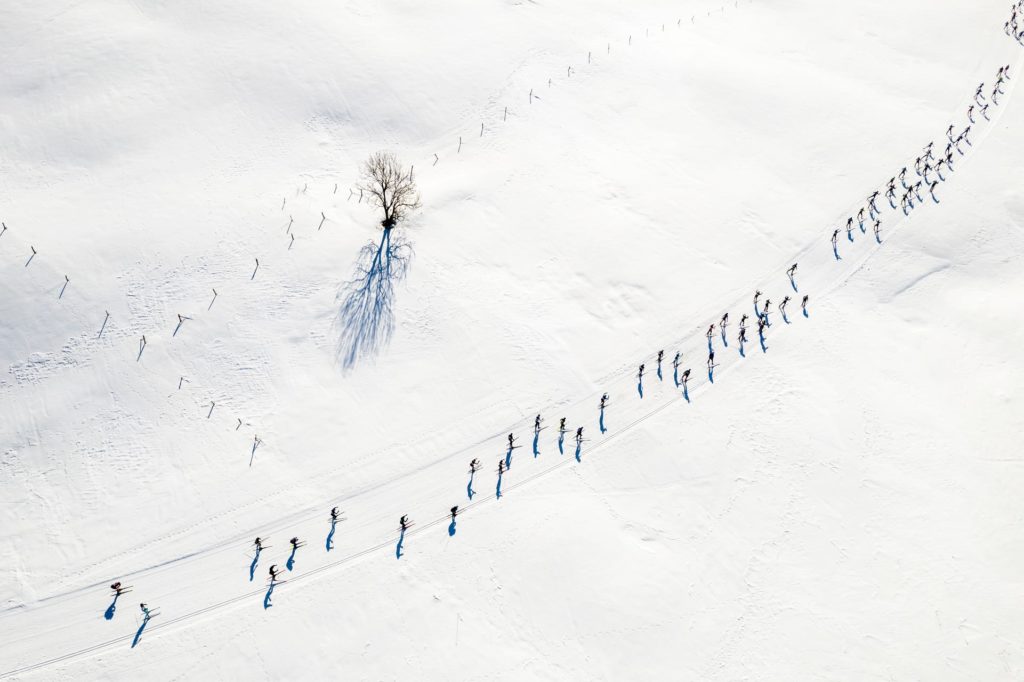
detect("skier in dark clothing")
(399, 515), (409, 531)
(575, 427), (584, 444)
(269, 565), (280, 582)
(254, 537), (264, 552)
(801, 295), (809, 317)
(534, 414), (542, 433)
(780, 296), (790, 322)
(846, 217), (854, 242)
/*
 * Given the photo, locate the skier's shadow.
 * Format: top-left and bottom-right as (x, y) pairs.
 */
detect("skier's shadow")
(599, 408), (607, 433)
(395, 528), (405, 559)
(104, 594), (119, 621)
(496, 471), (504, 499)
(249, 549), (261, 582)
(448, 519), (457, 537)
(637, 380), (643, 399)
(286, 545), (298, 571)
(263, 582), (276, 610)
(532, 432), (540, 457)
(334, 229), (414, 370)
(326, 522), (337, 552)
(574, 442), (582, 462)
(760, 335), (768, 353)
(467, 470), (476, 499)
(131, 615), (151, 648)
(656, 365), (663, 381)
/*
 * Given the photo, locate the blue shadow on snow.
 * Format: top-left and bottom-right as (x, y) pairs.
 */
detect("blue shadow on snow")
(104, 594), (119, 621)
(131, 615), (151, 648)
(263, 582), (276, 609)
(249, 548), (261, 582)
(326, 521), (337, 552)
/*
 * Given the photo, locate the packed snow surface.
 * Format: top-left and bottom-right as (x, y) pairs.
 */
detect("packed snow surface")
(2, 0), (1024, 679)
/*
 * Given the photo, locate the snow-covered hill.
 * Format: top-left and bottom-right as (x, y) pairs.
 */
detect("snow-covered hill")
(2, 0), (1023, 678)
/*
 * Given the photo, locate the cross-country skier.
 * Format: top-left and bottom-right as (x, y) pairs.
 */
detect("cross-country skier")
(846, 218), (854, 242)
(946, 124), (955, 142)
(330, 507), (340, 522)
(575, 427), (584, 444)
(831, 229), (840, 257)
(399, 515), (409, 531)
(450, 506), (458, 520)
(981, 103), (990, 121)
(899, 167), (909, 189)
(968, 105), (976, 124)
(762, 298), (772, 326)
(780, 296), (790, 321)
(801, 295), (809, 316)
(269, 565), (280, 582)
(254, 537), (264, 552)
(873, 219), (882, 242)
(707, 350), (715, 370)
(638, 363), (645, 380)
(787, 263), (798, 279)
(929, 181), (939, 202)
(290, 537), (300, 550)
(534, 414), (542, 433)
(507, 433), (515, 449)
(923, 141), (934, 161)
(470, 458), (481, 471)
(753, 290), (762, 314)
(885, 183), (897, 208)
(868, 191), (880, 216)
(914, 156), (923, 177)
(111, 582), (125, 596)
(559, 418), (566, 433)
(140, 603), (152, 619)
(857, 208), (866, 231)
(913, 182), (924, 204)
(706, 324), (715, 345)
(600, 393), (609, 409)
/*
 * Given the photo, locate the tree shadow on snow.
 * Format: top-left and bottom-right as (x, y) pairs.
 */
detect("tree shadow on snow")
(335, 229), (414, 370)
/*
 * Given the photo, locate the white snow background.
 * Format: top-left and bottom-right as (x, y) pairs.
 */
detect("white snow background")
(2, 0), (1024, 678)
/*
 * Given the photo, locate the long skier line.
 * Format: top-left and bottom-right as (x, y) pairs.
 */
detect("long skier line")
(6, 82), (1014, 671)
(9, 41), (1016, 618)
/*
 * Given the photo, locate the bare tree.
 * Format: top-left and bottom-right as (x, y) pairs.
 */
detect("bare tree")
(357, 151), (420, 230)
